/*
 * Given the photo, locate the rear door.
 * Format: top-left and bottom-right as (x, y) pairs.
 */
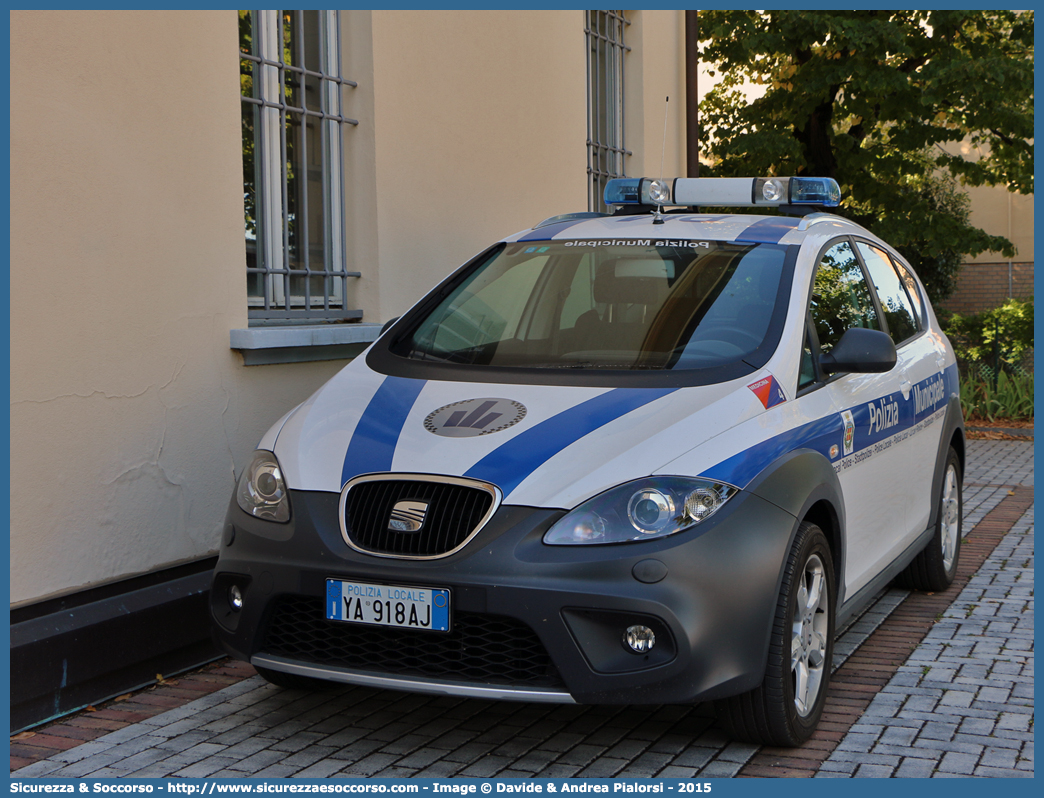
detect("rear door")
(855, 240), (945, 537)
(805, 239), (911, 597)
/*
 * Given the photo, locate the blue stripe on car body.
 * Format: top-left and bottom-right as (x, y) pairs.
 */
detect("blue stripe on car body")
(339, 364), (957, 504)
(517, 218), (597, 242)
(700, 364), (959, 489)
(700, 414), (842, 488)
(466, 387), (679, 498)
(341, 376), (427, 486)
(734, 216), (800, 245)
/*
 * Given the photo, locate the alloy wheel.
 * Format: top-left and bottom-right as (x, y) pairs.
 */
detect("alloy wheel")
(791, 553), (829, 717)
(940, 464), (960, 571)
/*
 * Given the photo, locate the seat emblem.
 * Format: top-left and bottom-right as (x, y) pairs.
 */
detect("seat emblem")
(388, 500), (429, 532)
(425, 398), (527, 438)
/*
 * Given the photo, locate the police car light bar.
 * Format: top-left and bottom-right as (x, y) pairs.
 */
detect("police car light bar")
(604, 177), (841, 208)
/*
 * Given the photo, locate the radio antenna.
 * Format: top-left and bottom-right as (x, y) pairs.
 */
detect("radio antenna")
(659, 96), (669, 185)
(653, 96), (669, 225)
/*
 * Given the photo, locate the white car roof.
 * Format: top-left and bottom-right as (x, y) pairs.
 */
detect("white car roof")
(505, 211), (860, 249)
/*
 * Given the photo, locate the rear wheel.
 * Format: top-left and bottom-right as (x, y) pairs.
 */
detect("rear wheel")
(716, 522), (835, 746)
(894, 447), (962, 591)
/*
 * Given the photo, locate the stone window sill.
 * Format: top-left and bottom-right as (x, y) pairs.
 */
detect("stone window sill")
(230, 324), (383, 365)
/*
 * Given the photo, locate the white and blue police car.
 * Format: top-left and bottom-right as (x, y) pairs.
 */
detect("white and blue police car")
(212, 176), (964, 746)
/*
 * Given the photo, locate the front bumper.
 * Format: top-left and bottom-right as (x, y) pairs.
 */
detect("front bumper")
(211, 486), (798, 704)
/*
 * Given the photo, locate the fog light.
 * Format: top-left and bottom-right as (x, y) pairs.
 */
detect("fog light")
(624, 625), (656, 653)
(229, 585), (244, 611)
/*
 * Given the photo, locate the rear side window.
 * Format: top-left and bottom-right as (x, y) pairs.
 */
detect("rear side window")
(798, 328), (816, 391)
(891, 257), (927, 328)
(809, 240), (880, 355)
(857, 242), (920, 345)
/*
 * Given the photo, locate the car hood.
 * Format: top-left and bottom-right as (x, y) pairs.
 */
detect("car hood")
(271, 356), (773, 509)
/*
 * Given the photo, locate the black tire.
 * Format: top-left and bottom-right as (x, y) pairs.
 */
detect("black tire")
(255, 665), (337, 691)
(715, 522), (836, 747)
(894, 447), (962, 592)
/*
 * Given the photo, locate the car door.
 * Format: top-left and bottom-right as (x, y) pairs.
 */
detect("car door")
(806, 239), (910, 598)
(855, 241), (945, 537)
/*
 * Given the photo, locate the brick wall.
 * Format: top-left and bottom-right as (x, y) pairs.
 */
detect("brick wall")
(940, 262), (1034, 315)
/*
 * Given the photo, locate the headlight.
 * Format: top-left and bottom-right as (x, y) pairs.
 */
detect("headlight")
(236, 450), (291, 523)
(544, 477), (736, 546)
(627, 489), (675, 534)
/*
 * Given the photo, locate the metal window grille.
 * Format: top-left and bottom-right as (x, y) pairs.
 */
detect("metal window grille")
(240, 10), (362, 323)
(586, 10), (631, 213)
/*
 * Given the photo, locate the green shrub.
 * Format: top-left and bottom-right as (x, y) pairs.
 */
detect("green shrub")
(960, 366), (1034, 421)
(942, 298), (1034, 371)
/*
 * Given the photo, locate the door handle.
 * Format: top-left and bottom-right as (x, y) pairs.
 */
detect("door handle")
(899, 376), (912, 400)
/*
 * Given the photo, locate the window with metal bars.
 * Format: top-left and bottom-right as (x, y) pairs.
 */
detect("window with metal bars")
(239, 10), (361, 323)
(585, 10), (631, 214)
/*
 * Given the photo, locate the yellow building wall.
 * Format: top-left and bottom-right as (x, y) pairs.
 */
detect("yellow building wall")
(625, 10), (686, 180)
(944, 138), (1034, 266)
(9, 10), (346, 605)
(9, 9), (688, 606)
(964, 186), (1034, 266)
(938, 139), (1034, 313)
(365, 9), (687, 321)
(368, 10), (589, 320)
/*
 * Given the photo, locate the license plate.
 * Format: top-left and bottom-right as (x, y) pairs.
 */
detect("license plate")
(325, 579), (450, 632)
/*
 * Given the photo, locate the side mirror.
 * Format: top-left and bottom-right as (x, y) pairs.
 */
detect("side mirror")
(380, 316), (401, 335)
(819, 327), (896, 374)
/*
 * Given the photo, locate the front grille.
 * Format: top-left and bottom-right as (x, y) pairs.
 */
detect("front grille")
(343, 477), (495, 557)
(261, 595), (563, 688)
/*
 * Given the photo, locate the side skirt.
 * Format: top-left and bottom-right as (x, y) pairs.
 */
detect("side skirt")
(836, 525), (933, 629)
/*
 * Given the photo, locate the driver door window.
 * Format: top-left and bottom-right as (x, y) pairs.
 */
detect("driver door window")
(808, 240), (881, 358)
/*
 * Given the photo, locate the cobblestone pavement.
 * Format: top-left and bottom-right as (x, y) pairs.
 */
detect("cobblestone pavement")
(817, 507), (1033, 778)
(814, 439), (1035, 778)
(964, 440), (1033, 487)
(11, 441), (1034, 779)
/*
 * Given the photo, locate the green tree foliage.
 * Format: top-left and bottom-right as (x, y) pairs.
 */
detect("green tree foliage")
(240, 10), (257, 237)
(698, 10), (1033, 303)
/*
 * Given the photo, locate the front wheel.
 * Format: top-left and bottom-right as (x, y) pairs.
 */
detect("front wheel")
(894, 446), (962, 591)
(715, 522), (835, 746)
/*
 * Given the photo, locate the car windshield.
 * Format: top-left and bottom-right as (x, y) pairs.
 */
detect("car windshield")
(393, 239), (788, 372)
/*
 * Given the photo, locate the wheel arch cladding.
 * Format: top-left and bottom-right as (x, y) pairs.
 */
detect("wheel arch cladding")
(930, 397), (966, 531)
(743, 448), (847, 606)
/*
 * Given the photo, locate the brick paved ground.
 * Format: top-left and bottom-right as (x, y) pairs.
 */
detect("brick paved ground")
(11, 441), (1033, 779)
(815, 507), (1034, 778)
(9, 661), (258, 773)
